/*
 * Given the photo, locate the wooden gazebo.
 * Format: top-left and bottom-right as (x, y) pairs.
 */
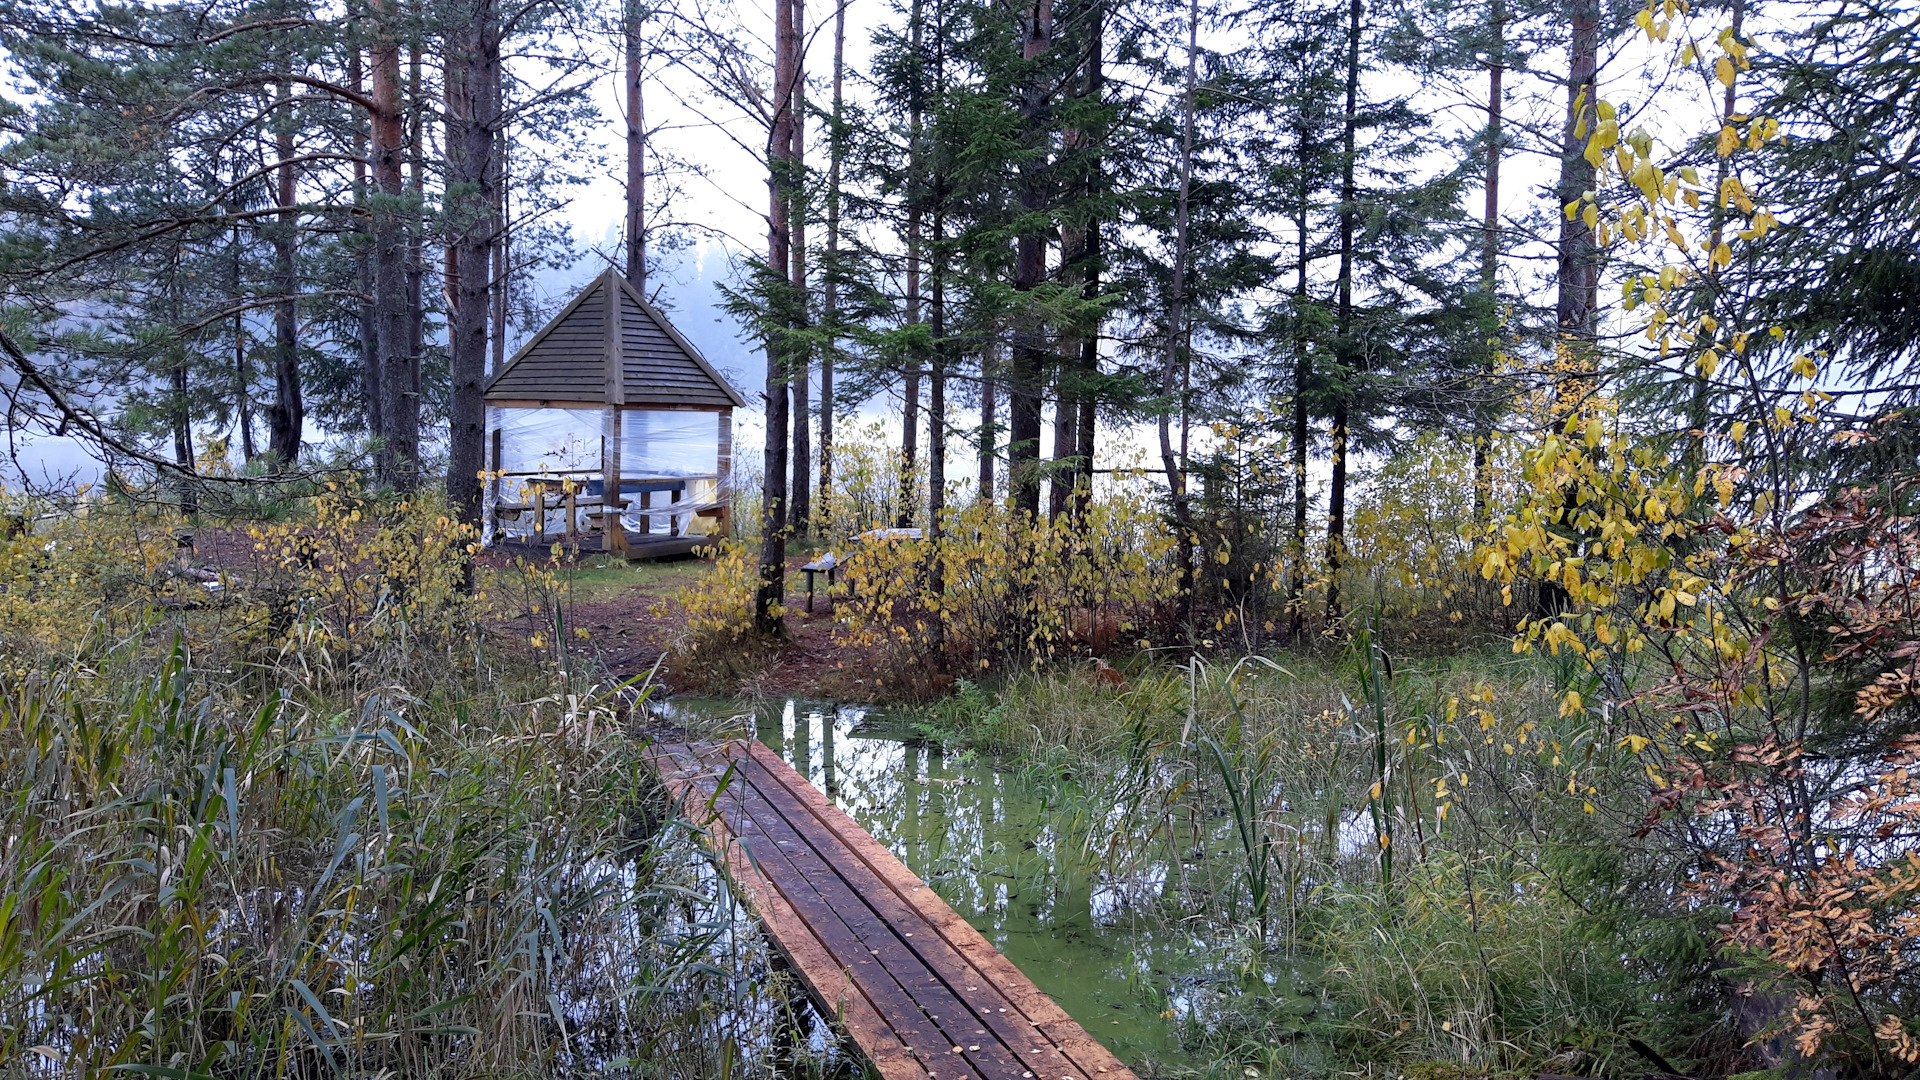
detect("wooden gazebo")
(483, 268), (746, 556)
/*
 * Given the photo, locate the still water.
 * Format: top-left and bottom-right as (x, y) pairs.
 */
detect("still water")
(667, 697), (1317, 1069)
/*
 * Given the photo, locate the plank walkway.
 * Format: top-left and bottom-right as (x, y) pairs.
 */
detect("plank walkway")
(648, 739), (1142, 1080)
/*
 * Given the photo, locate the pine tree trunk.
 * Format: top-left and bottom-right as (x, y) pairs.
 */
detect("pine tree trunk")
(1325, 0), (1361, 626)
(1069, 7), (1103, 523)
(978, 364), (996, 500)
(1555, 0), (1600, 348)
(1008, 0), (1052, 519)
(406, 41), (425, 414)
(445, 0), (500, 527)
(625, 2), (647, 291)
(899, 0), (923, 529)
(491, 120), (508, 375)
(820, 0), (846, 531)
(929, 221), (947, 532)
(172, 342), (197, 515)
(790, 0), (812, 537)
(371, 0), (415, 488)
(1474, 0), (1504, 524)
(228, 198), (254, 462)
(1287, 129), (1310, 641)
(758, 0), (798, 633)
(268, 78), (304, 469)
(928, 206), (948, 650)
(1160, 0), (1197, 602)
(349, 38), (381, 445)
(1049, 372), (1075, 520)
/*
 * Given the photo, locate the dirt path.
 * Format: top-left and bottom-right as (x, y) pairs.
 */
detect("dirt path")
(508, 551), (863, 698)
(184, 523), (860, 698)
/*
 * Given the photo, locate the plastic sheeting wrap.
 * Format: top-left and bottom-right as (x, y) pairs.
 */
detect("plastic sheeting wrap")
(495, 407), (718, 478)
(498, 407), (601, 474)
(485, 407), (725, 544)
(620, 410), (719, 477)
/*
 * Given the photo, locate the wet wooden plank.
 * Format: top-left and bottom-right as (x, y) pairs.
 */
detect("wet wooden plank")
(723, 783), (1001, 1079)
(747, 742), (1135, 1073)
(725, 759), (1048, 1080)
(735, 757), (1093, 1080)
(745, 741), (1135, 1080)
(649, 742), (924, 1079)
(647, 739), (1141, 1080)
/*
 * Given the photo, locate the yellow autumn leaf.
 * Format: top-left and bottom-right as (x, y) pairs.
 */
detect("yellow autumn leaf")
(1716, 56), (1735, 87)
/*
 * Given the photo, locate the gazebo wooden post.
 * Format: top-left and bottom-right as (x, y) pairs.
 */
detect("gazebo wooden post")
(716, 409), (732, 539)
(603, 270), (628, 555)
(604, 413), (627, 554)
(486, 424), (503, 541)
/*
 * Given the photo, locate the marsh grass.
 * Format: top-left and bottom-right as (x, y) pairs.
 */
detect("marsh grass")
(0, 637), (754, 1077)
(913, 649), (1719, 1079)
(0, 494), (849, 1079)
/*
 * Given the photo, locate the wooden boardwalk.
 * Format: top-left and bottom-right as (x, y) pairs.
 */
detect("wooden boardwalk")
(649, 739), (1142, 1080)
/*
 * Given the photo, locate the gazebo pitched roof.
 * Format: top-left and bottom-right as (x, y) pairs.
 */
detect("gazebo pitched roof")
(484, 268), (747, 409)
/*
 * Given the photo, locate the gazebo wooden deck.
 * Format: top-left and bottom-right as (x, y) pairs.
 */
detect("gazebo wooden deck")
(483, 268), (747, 558)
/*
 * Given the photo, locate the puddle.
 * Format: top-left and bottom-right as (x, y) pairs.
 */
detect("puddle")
(660, 697), (1322, 1068)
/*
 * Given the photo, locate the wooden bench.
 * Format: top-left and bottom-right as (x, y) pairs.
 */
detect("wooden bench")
(799, 552), (841, 612)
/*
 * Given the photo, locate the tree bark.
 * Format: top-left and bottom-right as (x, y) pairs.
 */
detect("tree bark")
(820, 0), (847, 531)
(1325, 0), (1361, 626)
(370, 0), (415, 487)
(349, 38), (381, 445)
(1287, 113), (1311, 641)
(625, 1), (647, 292)
(228, 186), (254, 463)
(1473, 0), (1504, 524)
(268, 78), (304, 468)
(1555, 0), (1600, 347)
(1008, 0), (1052, 519)
(757, 0), (800, 633)
(445, 0), (500, 527)
(790, 0), (812, 536)
(1060, 5), (1103, 523)
(172, 342), (197, 514)
(978, 364), (996, 500)
(491, 113), (509, 375)
(1159, 0), (1197, 602)
(406, 39), (425, 412)
(899, 0), (923, 528)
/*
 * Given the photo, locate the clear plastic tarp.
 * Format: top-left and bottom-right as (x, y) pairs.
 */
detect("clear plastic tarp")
(498, 407), (601, 474)
(496, 407), (718, 477)
(620, 410), (719, 477)
(487, 407), (725, 543)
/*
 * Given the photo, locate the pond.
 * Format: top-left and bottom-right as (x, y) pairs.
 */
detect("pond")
(663, 697), (1323, 1071)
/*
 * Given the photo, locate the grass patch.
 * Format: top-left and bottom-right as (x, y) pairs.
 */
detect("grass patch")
(902, 646), (1727, 1079)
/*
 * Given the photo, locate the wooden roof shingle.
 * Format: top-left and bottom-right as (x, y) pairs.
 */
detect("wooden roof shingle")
(484, 268), (747, 409)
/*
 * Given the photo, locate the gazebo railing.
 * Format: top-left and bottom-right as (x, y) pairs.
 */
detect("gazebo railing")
(487, 470), (730, 546)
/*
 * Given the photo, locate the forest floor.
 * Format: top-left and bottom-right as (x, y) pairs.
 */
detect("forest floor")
(185, 524), (878, 698)
(476, 546), (866, 698)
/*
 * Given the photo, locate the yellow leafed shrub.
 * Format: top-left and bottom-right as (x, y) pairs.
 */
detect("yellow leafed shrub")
(657, 537), (770, 686)
(0, 493), (194, 660)
(244, 477), (484, 689)
(837, 488), (1178, 671)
